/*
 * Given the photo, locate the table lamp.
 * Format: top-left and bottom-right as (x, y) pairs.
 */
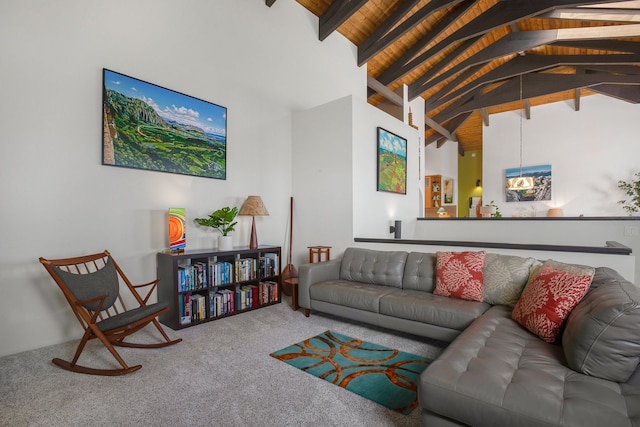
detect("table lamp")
(238, 196), (269, 249)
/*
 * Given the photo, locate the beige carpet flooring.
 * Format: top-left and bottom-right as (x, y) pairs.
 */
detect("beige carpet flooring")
(0, 297), (446, 427)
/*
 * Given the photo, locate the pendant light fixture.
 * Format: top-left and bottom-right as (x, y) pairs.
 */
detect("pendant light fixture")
(507, 74), (534, 191)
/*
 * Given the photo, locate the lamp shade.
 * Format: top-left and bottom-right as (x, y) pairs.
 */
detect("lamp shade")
(506, 176), (534, 190)
(238, 196), (269, 217)
(238, 196), (269, 249)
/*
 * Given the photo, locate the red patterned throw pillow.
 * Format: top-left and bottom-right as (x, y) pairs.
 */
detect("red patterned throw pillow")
(512, 260), (595, 343)
(434, 251), (486, 302)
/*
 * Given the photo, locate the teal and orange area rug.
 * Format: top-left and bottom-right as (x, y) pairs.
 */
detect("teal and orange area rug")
(270, 330), (432, 414)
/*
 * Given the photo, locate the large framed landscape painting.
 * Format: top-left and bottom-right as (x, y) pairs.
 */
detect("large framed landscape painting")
(505, 164), (552, 202)
(102, 69), (227, 179)
(377, 127), (407, 195)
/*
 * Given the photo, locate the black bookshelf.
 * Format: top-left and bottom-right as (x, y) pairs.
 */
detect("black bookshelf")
(157, 245), (281, 330)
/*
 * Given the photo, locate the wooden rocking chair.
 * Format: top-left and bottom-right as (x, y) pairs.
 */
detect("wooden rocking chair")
(39, 250), (181, 376)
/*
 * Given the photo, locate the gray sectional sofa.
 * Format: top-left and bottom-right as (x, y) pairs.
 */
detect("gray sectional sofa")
(298, 247), (640, 427)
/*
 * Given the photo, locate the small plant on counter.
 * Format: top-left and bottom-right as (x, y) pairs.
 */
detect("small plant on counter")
(487, 200), (502, 217)
(194, 206), (238, 236)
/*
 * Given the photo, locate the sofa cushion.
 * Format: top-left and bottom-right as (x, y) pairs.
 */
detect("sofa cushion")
(402, 252), (437, 292)
(380, 289), (490, 331)
(483, 253), (539, 307)
(563, 267), (640, 383)
(420, 305), (640, 427)
(339, 248), (407, 288)
(309, 280), (397, 313)
(512, 259), (594, 343)
(434, 251), (486, 302)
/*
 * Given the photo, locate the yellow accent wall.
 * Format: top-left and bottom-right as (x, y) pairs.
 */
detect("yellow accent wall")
(458, 150), (483, 217)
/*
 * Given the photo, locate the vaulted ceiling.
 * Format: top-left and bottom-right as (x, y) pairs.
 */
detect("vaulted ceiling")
(267, 0), (640, 154)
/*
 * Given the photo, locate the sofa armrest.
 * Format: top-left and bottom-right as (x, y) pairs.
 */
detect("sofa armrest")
(298, 259), (341, 310)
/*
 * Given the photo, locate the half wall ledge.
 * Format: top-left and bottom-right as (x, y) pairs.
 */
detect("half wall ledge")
(353, 238), (632, 256)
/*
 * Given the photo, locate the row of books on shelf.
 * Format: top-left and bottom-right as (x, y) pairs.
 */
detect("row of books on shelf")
(260, 253), (279, 277)
(179, 281), (279, 325)
(177, 253), (279, 291)
(235, 257), (256, 282)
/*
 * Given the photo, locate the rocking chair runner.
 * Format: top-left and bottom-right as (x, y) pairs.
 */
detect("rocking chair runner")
(39, 250), (181, 376)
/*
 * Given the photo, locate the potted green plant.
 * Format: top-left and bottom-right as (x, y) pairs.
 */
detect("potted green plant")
(618, 173), (640, 215)
(195, 206), (238, 250)
(480, 200), (502, 218)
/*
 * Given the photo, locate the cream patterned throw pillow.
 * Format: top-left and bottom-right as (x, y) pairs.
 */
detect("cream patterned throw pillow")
(483, 254), (540, 307)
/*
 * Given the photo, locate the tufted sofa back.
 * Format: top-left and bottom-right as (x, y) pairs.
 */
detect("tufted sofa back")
(402, 252), (437, 292)
(340, 248), (408, 288)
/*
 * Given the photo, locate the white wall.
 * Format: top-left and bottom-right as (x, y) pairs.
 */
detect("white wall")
(407, 96), (427, 217)
(292, 96), (421, 264)
(483, 95), (640, 217)
(292, 96), (356, 267)
(352, 97), (422, 241)
(0, 0), (365, 357)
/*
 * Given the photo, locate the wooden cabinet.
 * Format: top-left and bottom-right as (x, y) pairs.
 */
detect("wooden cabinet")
(157, 246), (281, 330)
(425, 174), (442, 208)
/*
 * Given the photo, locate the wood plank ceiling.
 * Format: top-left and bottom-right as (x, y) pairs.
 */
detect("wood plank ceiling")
(267, 0), (640, 154)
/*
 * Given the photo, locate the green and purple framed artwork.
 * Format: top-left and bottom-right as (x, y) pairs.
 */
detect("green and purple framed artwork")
(102, 69), (227, 179)
(377, 127), (407, 195)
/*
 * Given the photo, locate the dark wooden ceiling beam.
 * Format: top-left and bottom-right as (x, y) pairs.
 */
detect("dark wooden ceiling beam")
(266, 0), (276, 6)
(367, 76), (403, 106)
(411, 30), (560, 99)
(358, 0), (423, 65)
(553, 39), (640, 53)
(434, 72), (640, 122)
(414, 21), (640, 102)
(383, 0), (613, 88)
(358, 0), (463, 66)
(376, 0), (478, 85)
(423, 63), (485, 109)
(523, 99), (531, 119)
(425, 112), (474, 152)
(480, 108), (490, 125)
(319, 0), (368, 41)
(425, 114), (458, 141)
(412, 23), (640, 100)
(575, 88), (581, 111)
(580, 64), (640, 75)
(425, 134), (443, 146)
(589, 83), (640, 103)
(425, 54), (640, 111)
(405, 37), (482, 100)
